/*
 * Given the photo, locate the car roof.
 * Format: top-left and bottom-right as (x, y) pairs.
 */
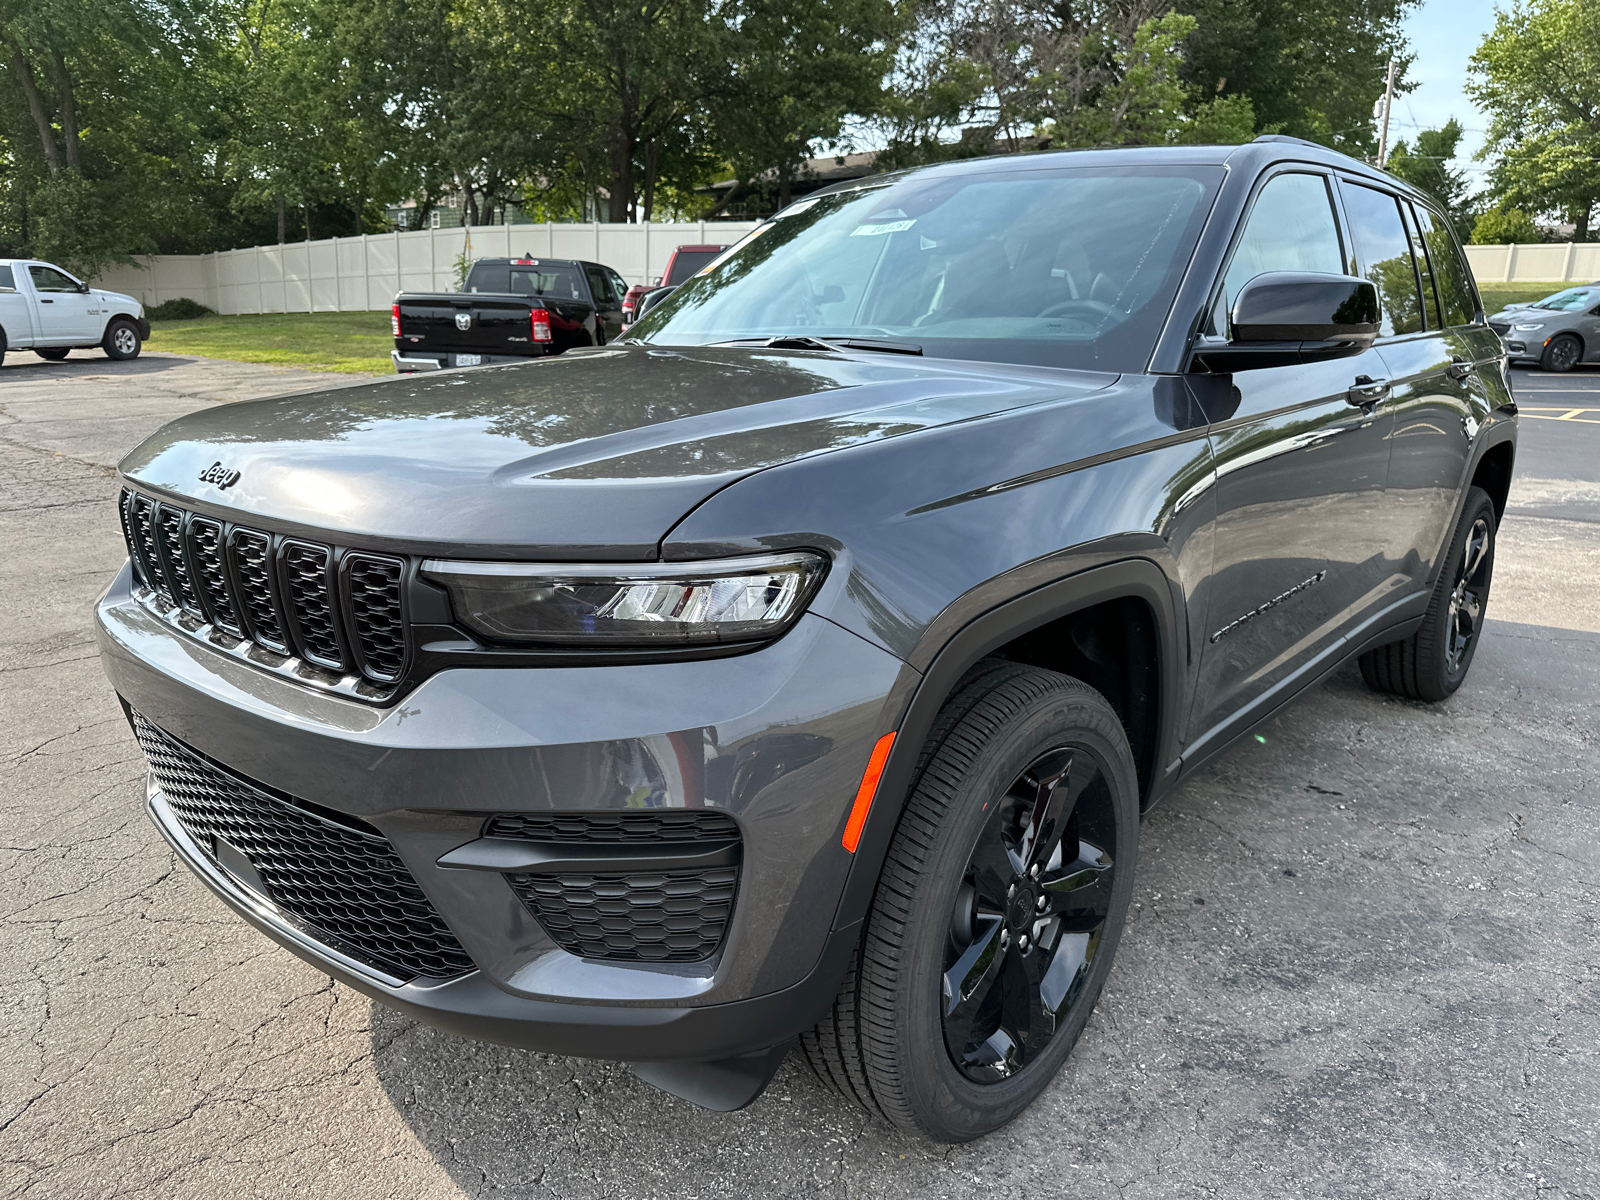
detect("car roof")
(477, 257), (583, 266)
(806, 136), (1442, 210)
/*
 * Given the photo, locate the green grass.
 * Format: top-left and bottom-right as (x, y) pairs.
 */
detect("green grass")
(148, 311), (391, 374)
(1476, 282), (1574, 312)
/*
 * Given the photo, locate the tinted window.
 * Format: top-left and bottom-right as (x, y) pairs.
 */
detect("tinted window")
(0, 264), (13, 291)
(1342, 184), (1423, 336)
(664, 251), (722, 286)
(583, 265), (614, 306)
(1411, 205), (1476, 327)
(633, 165), (1222, 372)
(509, 265), (584, 300)
(606, 268), (629, 301)
(1220, 173), (1345, 328)
(1402, 205), (1442, 330)
(29, 264), (79, 292)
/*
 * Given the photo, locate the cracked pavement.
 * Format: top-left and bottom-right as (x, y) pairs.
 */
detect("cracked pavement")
(1, 351), (1596, 1199)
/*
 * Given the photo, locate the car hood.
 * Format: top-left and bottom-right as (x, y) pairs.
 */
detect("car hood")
(118, 345), (1115, 559)
(94, 289), (140, 311)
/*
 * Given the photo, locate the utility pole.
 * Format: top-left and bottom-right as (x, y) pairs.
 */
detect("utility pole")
(1377, 56), (1397, 168)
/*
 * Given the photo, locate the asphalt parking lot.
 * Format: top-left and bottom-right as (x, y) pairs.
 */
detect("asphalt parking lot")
(2, 351), (1597, 1199)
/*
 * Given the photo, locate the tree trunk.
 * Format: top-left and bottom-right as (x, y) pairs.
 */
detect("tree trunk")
(1576, 203), (1592, 243)
(276, 196), (286, 244)
(702, 179), (746, 220)
(7, 44), (62, 173)
(353, 196), (363, 236)
(304, 205), (312, 241)
(642, 138), (659, 223)
(50, 51), (79, 170)
(608, 135), (634, 222)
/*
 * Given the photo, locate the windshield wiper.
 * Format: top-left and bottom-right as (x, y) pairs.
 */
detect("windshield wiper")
(711, 335), (923, 356)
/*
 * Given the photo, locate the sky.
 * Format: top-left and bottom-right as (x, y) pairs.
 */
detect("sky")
(1393, 0), (1502, 183)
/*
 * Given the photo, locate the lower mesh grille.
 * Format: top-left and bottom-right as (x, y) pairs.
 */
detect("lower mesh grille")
(508, 866), (738, 963)
(132, 711), (473, 981)
(486, 810), (739, 843)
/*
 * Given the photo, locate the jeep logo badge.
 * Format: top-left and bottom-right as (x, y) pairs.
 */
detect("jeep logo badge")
(455, 312), (472, 331)
(198, 461), (241, 489)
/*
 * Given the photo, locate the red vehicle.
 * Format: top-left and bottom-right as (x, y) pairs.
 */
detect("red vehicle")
(621, 244), (731, 325)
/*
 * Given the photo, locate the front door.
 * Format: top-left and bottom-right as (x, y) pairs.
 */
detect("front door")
(1187, 170), (1401, 756)
(583, 264), (625, 343)
(28, 263), (96, 342)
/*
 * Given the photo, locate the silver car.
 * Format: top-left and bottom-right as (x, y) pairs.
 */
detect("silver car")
(1488, 282), (1600, 371)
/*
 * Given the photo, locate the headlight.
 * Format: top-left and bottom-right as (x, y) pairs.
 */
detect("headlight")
(420, 551), (827, 647)
(1512, 322), (1546, 331)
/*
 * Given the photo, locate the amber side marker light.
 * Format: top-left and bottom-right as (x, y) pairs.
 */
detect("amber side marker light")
(842, 731), (897, 853)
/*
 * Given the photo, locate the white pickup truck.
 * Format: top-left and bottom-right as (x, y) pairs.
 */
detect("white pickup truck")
(0, 259), (149, 366)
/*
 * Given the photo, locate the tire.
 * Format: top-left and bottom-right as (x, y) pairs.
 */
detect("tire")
(35, 347), (70, 361)
(103, 318), (142, 361)
(1360, 486), (1496, 702)
(802, 662), (1140, 1141)
(1540, 332), (1581, 373)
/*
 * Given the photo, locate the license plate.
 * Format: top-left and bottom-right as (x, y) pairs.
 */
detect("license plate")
(453, 353), (483, 367)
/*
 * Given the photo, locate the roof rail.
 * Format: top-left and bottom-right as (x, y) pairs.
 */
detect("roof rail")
(1250, 134), (1332, 149)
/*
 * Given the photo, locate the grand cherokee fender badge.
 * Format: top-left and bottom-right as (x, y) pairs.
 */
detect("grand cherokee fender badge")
(198, 461), (241, 489)
(1210, 571), (1326, 643)
(455, 312), (473, 331)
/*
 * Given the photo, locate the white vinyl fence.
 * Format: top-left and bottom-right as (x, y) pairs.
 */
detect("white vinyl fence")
(1463, 242), (1600, 284)
(93, 221), (761, 314)
(91, 227), (1597, 315)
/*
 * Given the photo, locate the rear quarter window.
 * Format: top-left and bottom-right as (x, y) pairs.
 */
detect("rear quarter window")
(1410, 205), (1477, 328)
(0, 264), (13, 290)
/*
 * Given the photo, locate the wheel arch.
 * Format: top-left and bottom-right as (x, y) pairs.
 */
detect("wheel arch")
(830, 557), (1185, 934)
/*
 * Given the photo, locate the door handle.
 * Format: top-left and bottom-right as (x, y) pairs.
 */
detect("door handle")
(1346, 375), (1391, 407)
(40, 298), (54, 304)
(1445, 356), (1476, 381)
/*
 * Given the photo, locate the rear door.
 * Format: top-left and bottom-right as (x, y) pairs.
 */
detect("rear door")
(27, 263), (97, 342)
(1186, 168), (1399, 755)
(1339, 183), (1483, 592)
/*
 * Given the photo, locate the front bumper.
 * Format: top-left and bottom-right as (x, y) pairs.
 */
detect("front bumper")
(97, 561), (902, 1061)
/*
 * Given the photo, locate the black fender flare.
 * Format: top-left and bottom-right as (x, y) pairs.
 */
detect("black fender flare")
(828, 556), (1186, 934)
(1424, 413), (1518, 590)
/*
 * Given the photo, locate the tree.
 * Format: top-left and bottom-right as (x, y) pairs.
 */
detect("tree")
(874, 1), (1254, 167)
(704, 0), (896, 215)
(1175, 0), (1416, 158)
(1385, 119), (1475, 239)
(1471, 205), (1543, 244)
(1467, 0), (1600, 240)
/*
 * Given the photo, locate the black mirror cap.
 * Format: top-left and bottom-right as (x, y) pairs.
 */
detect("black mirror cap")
(1231, 272), (1379, 345)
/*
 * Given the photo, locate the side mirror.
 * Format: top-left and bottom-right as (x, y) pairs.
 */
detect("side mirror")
(818, 285), (845, 304)
(1195, 272), (1379, 372)
(78, 281), (90, 293)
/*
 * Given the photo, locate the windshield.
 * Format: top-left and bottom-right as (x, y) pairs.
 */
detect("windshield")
(1533, 287), (1598, 312)
(628, 164), (1221, 371)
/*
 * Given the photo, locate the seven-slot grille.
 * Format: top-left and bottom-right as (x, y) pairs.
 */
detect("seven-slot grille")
(118, 489), (408, 687)
(491, 810), (742, 963)
(132, 711), (474, 981)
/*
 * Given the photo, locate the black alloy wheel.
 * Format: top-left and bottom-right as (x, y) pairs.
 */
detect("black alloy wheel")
(1541, 332), (1581, 373)
(802, 662), (1139, 1141)
(1360, 485), (1497, 702)
(942, 744), (1119, 1081)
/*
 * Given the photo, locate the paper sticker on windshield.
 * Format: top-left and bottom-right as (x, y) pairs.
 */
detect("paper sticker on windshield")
(851, 219), (916, 237)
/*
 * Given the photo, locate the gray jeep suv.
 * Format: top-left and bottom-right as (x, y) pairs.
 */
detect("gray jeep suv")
(97, 137), (1515, 1141)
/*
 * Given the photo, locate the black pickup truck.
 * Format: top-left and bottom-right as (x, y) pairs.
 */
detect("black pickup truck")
(391, 257), (630, 372)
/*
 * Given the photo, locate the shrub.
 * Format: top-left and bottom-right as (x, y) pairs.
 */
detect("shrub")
(147, 298), (215, 321)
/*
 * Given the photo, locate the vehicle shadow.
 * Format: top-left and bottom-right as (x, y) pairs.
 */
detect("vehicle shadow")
(0, 350), (194, 378)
